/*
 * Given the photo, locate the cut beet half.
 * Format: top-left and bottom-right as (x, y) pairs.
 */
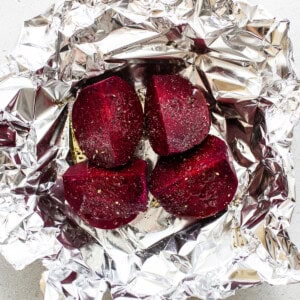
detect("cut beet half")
(72, 76), (144, 168)
(149, 135), (238, 219)
(145, 74), (211, 156)
(63, 159), (148, 229)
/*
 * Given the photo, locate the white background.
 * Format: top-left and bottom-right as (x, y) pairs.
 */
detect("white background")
(0, 0), (300, 299)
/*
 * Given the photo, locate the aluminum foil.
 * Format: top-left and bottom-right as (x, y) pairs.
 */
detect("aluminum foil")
(1, 0), (300, 299)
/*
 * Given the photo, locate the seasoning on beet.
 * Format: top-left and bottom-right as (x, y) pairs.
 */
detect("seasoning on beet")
(72, 76), (143, 168)
(145, 74), (210, 156)
(63, 159), (148, 229)
(149, 135), (238, 219)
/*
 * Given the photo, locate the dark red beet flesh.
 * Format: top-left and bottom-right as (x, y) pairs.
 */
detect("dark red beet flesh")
(63, 159), (148, 229)
(149, 135), (238, 218)
(72, 76), (143, 168)
(145, 74), (210, 156)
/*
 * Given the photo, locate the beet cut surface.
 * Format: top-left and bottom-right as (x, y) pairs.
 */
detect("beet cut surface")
(145, 75), (211, 156)
(149, 135), (238, 218)
(63, 159), (147, 229)
(72, 76), (143, 168)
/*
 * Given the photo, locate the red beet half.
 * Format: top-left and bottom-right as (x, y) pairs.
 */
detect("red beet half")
(63, 159), (148, 229)
(145, 74), (210, 156)
(149, 135), (238, 219)
(72, 76), (143, 168)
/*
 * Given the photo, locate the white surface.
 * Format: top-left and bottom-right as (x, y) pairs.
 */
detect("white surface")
(0, 0), (300, 299)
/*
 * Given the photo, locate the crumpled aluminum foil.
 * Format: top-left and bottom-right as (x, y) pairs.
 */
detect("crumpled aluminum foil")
(1, 0), (300, 299)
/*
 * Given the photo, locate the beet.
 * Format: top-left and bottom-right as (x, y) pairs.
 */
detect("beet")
(149, 135), (238, 218)
(145, 74), (210, 156)
(63, 159), (148, 229)
(72, 76), (143, 168)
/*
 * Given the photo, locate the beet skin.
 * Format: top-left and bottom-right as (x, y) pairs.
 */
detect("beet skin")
(145, 74), (210, 156)
(63, 159), (147, 229)
(149, 135), (238, 219)
(72, 76), (143, 168)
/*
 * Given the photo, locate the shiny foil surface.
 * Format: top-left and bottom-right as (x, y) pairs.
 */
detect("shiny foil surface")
(1, 0), (300, 299)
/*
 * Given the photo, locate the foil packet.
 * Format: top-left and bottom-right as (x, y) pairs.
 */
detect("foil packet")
(1, 0), (300, 299)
